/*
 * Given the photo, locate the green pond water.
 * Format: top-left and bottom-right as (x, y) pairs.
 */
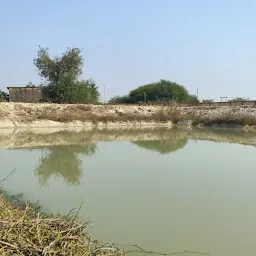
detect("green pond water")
(0, 128), (256, 256)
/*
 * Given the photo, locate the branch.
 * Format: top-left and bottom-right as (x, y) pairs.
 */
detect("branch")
(0, 169), (16, 184)
(117, 244), (210, 256)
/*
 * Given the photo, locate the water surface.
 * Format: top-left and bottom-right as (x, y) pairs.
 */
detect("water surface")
(1, 128), (256, 256)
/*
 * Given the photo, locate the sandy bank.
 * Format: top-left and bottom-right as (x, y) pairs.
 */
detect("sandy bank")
(1, 102), (256, 130)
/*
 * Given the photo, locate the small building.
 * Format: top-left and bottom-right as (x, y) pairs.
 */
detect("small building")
(7, 87), (44, 103)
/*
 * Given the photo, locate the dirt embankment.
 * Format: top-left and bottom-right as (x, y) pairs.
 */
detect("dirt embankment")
(1, 102), (256, 129)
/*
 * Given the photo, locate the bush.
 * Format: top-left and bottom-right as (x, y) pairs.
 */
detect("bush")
(202, 99), (214, 103)
(128, 79), (189, 103)
(185, 95), (199, 104)
(109, 80), (191, 104)
(108, 95), (133, 104)
(0, 90), (9, 102)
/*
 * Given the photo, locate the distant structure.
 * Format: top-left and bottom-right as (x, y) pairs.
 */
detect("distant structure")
(7, 87), (44, 103)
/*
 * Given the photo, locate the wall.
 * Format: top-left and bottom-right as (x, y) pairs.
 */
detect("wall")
(8, 87), (43, 103)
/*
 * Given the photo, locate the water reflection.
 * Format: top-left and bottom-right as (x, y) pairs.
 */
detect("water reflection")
(1, 128), (256, 150)
(132, 138), (187, 154)
(132, 132), (188, 154)
(1, 127), (256, 256)
(35, 144), (96, 186)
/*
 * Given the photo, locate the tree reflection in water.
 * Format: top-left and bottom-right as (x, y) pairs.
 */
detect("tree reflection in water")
(35, 143), (96, 186)
(132, 135), (188, 154)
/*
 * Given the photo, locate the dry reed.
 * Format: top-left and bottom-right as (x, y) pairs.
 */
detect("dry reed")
(0, 194), (123, 256)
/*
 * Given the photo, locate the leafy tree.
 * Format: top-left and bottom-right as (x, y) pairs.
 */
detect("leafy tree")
(33, 46), (99, 103)
(111, 80), (190, 104)
(46, 75), (99, 104)
(129, 80), (189, 103)
(0, 90), (9, 102)
(34, 47), (83, 84)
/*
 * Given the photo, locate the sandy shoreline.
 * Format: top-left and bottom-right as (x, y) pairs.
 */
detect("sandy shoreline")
(1, 102), (256, 131)
(0, 119), (174, 130)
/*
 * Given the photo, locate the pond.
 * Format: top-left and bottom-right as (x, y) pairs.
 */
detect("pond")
(0, 127), (256, 256)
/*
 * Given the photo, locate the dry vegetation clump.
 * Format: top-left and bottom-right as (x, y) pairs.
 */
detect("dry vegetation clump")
(14, 104), (38, 117)
(0, 193), (123, 256)
(192, 112), (256, 127)
(37, 105), (92, 123)
(155, 106), (183, 123)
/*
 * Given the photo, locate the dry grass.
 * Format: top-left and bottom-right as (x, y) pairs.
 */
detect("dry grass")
(36, 106), (183, 124)
(2, 103), (256, 128)
(65, 104), (92, 112)
(0, 104), (9, 118)
(192, 112), (256, 127)
(0, 193), (122, 256)
(0, 110), (8, 118)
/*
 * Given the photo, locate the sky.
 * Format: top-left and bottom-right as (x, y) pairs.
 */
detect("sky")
(1, 0), (256, 101)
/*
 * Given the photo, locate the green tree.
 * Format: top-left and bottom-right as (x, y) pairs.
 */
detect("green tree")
(33, 46), (99, 103)
(113, 80), (190, 104)
(0, 90), (9, 102)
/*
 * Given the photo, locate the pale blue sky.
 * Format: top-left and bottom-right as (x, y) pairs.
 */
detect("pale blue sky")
(1, 0), (256, 101)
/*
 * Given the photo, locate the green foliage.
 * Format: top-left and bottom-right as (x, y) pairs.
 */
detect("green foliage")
(128, 80), (189, 103)
(26, 82), (36, 88)
(109, 80), (190, 104)
(45, 76), (99, 104)
(229, 97), (249, 102)
(185, 94), (199, 104)
(0, 90), (9, 102)
(202, 99), (214, 103)
(108, 95), (132, 104)
(33, 46), (99, 104)
(34, 47), (83, 84)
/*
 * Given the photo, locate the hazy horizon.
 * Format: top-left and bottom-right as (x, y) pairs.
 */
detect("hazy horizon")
(2, 0), (256, 101)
